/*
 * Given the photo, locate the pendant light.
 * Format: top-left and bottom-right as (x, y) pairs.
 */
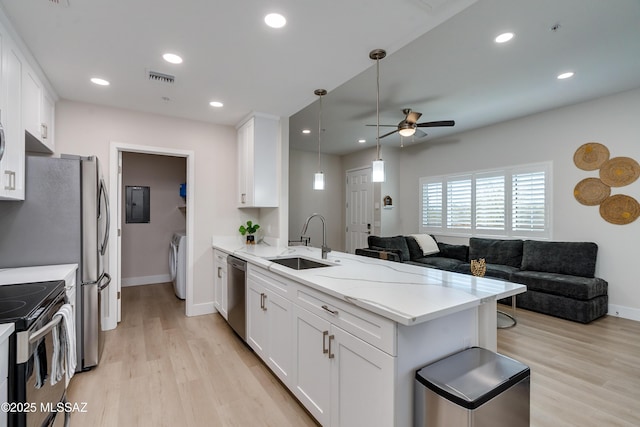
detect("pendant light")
(370, 49), (386, 182)
(313, 89), (327, 190)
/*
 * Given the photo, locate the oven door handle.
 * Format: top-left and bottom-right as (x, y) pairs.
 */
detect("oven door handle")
(29, 315), (62, 344)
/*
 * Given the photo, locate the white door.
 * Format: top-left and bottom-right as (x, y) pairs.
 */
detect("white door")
(116, 151), (122, 322)
(345, 167), (373, 253)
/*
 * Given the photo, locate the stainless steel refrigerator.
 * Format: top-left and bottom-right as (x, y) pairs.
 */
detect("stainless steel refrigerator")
(0, 155), (110, 371)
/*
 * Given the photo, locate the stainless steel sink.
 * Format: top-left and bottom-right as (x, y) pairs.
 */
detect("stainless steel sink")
(269, 257), (333, 270)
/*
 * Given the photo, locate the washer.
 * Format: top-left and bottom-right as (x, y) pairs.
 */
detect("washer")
(169, 231), (187, 299)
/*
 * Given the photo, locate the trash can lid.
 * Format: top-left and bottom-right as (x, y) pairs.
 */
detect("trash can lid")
(415, 347), (530, 410)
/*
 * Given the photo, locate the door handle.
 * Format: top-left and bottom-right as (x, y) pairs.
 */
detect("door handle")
(322, 330), (329, 354)
(328, 334), (335, 359)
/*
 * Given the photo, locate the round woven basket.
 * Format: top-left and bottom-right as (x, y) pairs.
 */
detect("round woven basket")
(574, 178), (611, 206)
(573, 142), (610, 171)
(599, 157), (640, 187)
(599, 194), (640, 225)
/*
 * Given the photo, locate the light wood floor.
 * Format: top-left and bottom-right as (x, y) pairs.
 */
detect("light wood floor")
(68, 283), (640, 427)
(67, 283), (318, 427)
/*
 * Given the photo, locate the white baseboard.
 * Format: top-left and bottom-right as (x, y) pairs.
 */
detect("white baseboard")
(608, 304), (640, 322)
(187, 301), (215, 317)
(121, 274), (171, 287)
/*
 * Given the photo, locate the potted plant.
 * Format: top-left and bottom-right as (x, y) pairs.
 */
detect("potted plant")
(239, 220), (260, 244)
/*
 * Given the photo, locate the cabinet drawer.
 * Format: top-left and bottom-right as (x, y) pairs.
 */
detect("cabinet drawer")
(247, 265), (294, 299)
(214, 249), (228, 263)
(295, 286), (396, 356)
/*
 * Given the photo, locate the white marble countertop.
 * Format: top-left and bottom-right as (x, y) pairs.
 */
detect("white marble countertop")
(0, 264), (78, 286)
(212, 236), (526, 326)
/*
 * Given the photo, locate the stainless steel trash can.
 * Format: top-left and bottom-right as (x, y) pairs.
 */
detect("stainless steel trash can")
(414, 347), (530, 427)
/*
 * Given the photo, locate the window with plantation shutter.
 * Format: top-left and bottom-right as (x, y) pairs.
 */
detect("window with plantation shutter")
(447, 178), (471, 229)
(421, 181), (443, 227)
(512, 171), (546, 232)
(476, 175), (505, 230)
(419, 162), (550, 238)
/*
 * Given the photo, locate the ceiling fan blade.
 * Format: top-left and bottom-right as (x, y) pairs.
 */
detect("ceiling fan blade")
(406, 111), (422, 123)
(414, 129), (428, 138)
(379, 129), (399, 139)
(416, 120), (455, 128)
(366, 124), (399, 127)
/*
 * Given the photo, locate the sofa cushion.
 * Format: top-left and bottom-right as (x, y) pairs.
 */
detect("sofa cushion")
(355, 248), (402, 262)
(405, 236), (426, 261)
(511, 270), (608, 300)
(436, 242), (469, 262)
(521, 240), (598, 278)
(409, 234), (440, 256)
(408, 257), (466, 272)
(368, 235), (411, 262)
(505, 290), (608, 324)
(469, 238), (523, 268)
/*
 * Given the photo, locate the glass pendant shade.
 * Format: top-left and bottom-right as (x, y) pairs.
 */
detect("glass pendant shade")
(372, 160), (385, 182)
(314, 172), (325, 190)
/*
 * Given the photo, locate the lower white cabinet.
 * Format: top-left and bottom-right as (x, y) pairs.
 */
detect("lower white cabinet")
(246, 268), (293, 386)
(213, 250), (228, 319)
(292, 305), (394, 427)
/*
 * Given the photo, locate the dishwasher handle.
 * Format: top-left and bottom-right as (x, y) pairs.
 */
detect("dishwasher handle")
(227, 256), (246, 271)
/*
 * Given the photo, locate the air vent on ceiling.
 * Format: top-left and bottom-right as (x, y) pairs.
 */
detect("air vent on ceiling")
(49, 0), (70, 5)
(148, 71), (175, 84)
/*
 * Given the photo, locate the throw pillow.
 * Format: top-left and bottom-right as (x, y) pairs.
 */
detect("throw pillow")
(409, 234), (440, 256)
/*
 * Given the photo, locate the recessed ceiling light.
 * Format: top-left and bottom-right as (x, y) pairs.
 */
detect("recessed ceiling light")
(265, 13), (286, 28)
(163, 53), (183, 64)
(302, 129), (311, 134)
(90, 77), (110, 86)
(358, 139), (366, 144)
(557, 71), (575, 80)
(495, 32), (514, 43)
(209, 101), (224, 108)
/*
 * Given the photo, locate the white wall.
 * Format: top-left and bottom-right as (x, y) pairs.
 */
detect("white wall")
(55, 100), (241, 309)
(398, 88), (640, 319)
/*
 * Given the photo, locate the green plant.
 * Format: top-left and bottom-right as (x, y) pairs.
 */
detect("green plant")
(239, 220), (260, 235)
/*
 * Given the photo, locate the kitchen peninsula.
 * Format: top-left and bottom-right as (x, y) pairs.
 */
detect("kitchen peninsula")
(212, 238), (526, 427)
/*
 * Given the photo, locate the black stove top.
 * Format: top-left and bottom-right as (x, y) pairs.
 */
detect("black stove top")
(0, 281), (65, 331)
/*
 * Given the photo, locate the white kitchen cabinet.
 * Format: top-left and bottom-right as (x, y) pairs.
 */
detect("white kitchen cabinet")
(22, 63), (54, 153)
(213, 250), (228, 319)
(246, 265), (293, 386)
(236, 114), (279, 207)
(0, 27), (25, 201)
(292, 305), (394, 427)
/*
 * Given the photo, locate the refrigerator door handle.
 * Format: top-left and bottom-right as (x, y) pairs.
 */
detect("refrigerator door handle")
(98, 178), (110, 256)
(98, 272), (111, 292)
(0, 119), (5, 162)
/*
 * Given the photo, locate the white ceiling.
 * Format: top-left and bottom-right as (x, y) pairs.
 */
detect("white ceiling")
(1, 0), (639, 156)
(0, 0), (476, 127)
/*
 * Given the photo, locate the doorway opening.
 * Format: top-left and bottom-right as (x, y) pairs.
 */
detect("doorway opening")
(345, 166), (373, 253)
(106, 142), (195, 330)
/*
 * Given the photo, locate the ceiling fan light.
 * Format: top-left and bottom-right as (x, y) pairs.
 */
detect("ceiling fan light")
(314, 172), (325, 190)
(399, 127), (415, 137)
(372, 160), (385, 182)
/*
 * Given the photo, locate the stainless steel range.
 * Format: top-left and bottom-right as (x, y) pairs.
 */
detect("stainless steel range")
(1, 280), (69, 427)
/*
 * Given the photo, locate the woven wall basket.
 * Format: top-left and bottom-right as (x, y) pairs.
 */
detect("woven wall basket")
(599, 157), (640, 187)
(599, 194), (640, 225)
(574, 178), (611, 206)
(573, 142), (610, 171)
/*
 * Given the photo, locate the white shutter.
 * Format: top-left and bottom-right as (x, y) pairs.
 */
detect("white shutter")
(476, 175), (505, 230)
(421, 181), (442, 227)
(512, 171), (546, 232)
(447, 178), (471, 229)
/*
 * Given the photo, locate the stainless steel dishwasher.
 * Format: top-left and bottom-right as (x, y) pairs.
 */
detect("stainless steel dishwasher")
(226, 255), (247, 340)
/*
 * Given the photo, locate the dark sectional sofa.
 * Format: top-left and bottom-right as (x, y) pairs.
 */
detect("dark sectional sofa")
(356, 235), (608, 323)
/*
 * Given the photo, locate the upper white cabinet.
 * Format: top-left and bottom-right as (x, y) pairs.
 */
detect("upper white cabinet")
(236, 114), (279, 207)
(0, 27), (25, 200)
(23, 62), (55, 153)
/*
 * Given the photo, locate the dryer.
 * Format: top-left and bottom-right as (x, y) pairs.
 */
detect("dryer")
(169, 231), (187, 299)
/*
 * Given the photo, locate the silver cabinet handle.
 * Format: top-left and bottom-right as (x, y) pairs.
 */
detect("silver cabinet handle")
(328, 334), (335, 359)
(217, 267), (222, 278)
(321, 305), (338, 316)
(241, 193), (246, 204)
(41, 123), (48, 139)
(322, 330), (329, 354)
(260, 292), (267, 311)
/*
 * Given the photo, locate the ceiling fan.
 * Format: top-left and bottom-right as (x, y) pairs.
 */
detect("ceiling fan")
(367, 108), (455, 139)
